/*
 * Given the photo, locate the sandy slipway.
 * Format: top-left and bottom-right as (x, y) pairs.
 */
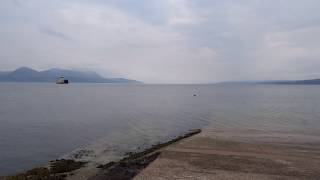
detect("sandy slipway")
(135, 128), (320, 180)
(2, 129), (201, 180)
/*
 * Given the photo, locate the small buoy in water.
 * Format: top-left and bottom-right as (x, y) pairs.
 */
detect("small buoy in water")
(193, 94), (197, 96)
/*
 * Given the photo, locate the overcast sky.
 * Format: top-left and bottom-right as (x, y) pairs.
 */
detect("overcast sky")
(1, 0), (320, 83)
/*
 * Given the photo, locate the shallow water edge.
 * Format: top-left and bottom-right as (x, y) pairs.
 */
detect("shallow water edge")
(3, 129), (201, 180)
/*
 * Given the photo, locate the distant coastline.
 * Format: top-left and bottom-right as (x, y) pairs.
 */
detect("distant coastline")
(0, 67), (141, 84)
(262, 79), (320, 85)
(217, 79), (320, 85)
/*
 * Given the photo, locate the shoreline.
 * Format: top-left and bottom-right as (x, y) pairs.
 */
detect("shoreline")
(88, 129), (201, 180)
(3, 129), (201, 180)
(4, 128), (320, 179)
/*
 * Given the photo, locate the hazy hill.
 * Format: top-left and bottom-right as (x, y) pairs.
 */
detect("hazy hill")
(217, 79), (320, 85)
(0, 67), (140, 83)
(263, 79), (320, 85)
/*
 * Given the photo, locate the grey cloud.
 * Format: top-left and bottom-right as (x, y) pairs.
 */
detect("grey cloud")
(39, 27), (72, 40)
(0, 0), (320, 83)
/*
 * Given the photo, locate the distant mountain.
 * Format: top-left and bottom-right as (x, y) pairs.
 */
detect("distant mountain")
(217, 79), (320, 85)
(0, 67), (140, 83)
(0, 71), (9, 76)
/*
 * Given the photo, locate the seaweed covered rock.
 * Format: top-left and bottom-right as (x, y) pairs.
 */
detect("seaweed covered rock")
(6, 167), (63, 180)
(5, 159), (87, 180)
(50, 159), (86, 174)
(90, 152), (160, 180)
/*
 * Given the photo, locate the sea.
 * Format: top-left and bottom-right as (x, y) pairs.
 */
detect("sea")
(0, 83), (320, 175)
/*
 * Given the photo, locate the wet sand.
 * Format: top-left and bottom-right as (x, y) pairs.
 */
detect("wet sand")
(135, 128), (320, 180)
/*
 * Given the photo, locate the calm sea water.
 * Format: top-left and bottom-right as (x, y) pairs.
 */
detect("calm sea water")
(0, 83), (320, 175)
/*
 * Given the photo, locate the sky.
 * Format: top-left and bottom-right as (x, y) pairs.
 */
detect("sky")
(1, 0), (320, 83)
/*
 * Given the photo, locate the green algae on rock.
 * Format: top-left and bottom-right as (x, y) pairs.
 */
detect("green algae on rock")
(5, 159), (87, 180)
